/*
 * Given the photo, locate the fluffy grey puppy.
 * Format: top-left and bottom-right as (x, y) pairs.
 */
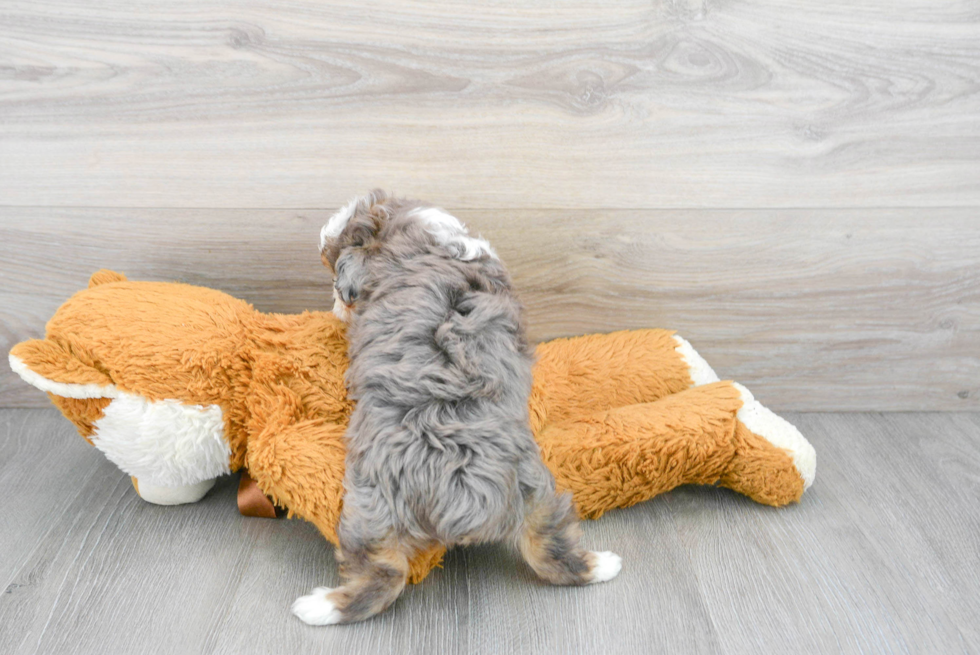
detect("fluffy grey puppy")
(293, 191), (621, 625)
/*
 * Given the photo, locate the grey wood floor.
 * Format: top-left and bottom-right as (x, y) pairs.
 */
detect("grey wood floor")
(2, 409), (978, 654)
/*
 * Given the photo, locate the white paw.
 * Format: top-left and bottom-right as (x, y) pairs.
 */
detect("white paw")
(292, 586), (343, 625)
(588, 551), (622, 584)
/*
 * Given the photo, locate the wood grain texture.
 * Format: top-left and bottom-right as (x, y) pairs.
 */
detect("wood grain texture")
(2, 207), (978, 410)
(0, 0), (978, 208)
(0, 444), (264, 652)
(674, 412), (980, 653)
(2, 409), (979, 654)
(0, 410), (108, 589)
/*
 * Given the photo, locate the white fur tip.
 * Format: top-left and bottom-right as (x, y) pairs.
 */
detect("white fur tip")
(732, 383), (816, 490)
(292, 587), (343, 625)
(8, 352), (119, 399)
(320, 196), (361, 251)
(672, 335), (720, 386)
(588, 551), (622, 584)
(408, 207), (498, 261)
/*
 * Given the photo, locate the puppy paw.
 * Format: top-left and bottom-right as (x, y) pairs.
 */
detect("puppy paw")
(588, 551), (622, 584)
(292, 586), (343, 625)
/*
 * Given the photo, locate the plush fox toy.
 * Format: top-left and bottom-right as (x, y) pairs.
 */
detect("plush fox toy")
(9, 270), (815, 583)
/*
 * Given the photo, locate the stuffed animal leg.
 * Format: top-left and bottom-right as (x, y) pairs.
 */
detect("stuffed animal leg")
(530, 329), (814, 512)
(530, 329), (698, 430)
(536, 381), (813, 517)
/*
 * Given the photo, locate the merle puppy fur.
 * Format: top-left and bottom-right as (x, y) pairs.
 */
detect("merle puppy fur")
(293, 191), (620, 625)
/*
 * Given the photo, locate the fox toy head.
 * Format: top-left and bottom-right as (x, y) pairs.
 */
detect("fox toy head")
(9, 269), (351, 505)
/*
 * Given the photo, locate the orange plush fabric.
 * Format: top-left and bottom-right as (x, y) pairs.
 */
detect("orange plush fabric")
(9, 271), (814, 584)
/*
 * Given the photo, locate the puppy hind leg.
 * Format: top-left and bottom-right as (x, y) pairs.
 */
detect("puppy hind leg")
(517, 491), (622, 586)
(292, 542), (413, 625)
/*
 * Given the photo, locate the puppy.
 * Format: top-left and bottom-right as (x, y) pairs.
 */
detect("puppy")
(293, 191), (621, 625)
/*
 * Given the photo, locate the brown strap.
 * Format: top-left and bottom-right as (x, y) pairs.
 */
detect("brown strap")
(237, 470), (280, 518)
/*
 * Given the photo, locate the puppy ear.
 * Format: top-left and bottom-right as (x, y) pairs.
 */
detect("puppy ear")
(320, 197), (360, 269)
(332, 248), (367, 308)
(319, 190), (390, 270)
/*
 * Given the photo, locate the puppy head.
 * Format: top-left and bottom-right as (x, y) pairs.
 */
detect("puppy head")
(319, 191), (497, 321)
(319, 190), (394, 321)
(319, 190), (390, 271)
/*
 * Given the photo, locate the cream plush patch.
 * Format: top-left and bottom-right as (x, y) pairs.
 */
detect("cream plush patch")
(672, 336), (720, 387)
(91, 392), (231, 487)
(134, 478), (216, 505)
(733, 382), (816, 490)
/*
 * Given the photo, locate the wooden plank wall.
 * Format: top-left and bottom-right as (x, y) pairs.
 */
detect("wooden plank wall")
(1, 0), (978, 410)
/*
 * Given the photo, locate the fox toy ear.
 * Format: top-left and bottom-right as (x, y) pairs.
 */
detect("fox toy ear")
(88, 269), (127, 288)
(8, 339), (117, 399)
